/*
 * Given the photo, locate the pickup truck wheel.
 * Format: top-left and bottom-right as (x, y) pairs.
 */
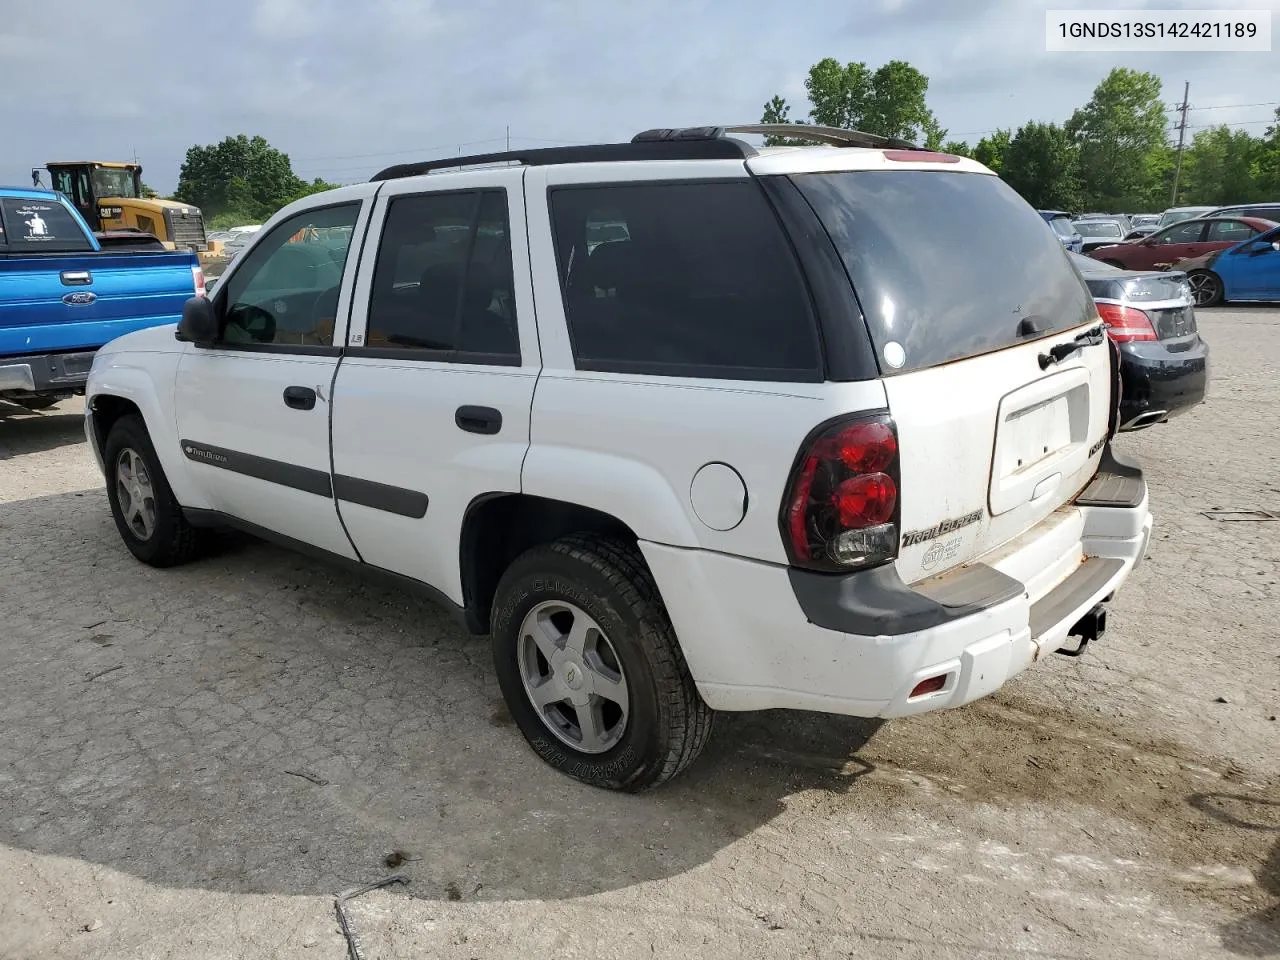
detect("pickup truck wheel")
(103, 415), (205, 568)
(491, 534), (714, 791)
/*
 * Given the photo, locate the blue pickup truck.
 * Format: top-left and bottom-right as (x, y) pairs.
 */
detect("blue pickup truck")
(0, 186), (203, 410)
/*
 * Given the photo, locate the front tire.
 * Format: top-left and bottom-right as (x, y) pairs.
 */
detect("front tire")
(491, 534), (713, 791)
(1187, 270), (1224, 307)
(103, 414), (206, 567)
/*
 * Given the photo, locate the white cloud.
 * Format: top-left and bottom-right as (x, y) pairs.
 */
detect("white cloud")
(0, 0), (1273, 192)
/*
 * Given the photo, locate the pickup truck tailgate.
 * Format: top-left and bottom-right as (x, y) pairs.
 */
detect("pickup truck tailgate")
(0, 252), (198, 356)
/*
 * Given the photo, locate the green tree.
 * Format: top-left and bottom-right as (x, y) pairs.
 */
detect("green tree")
(943, 140), (972, 157)
(1180, 126), (1258, 206)
(1001, 121), (1081, 210)
(760, 58), (944, 146)
(1066, 68), (1168, 210)
(1250, 107), (1280, 198)
(140, 182), (159, 200)
(759, 94), (807, 146)
(973, 129), (1011, 175)
(174, 134), (306, 219)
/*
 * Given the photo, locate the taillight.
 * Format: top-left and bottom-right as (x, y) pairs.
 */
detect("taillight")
(192, 264), (207, 299)
(781, 414), (901, 572)
(1096, 302), (1156, 342)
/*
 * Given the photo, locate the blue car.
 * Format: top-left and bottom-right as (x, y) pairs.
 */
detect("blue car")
(1175, 224), (1280, 307)
(1039, 210), (1083, 253)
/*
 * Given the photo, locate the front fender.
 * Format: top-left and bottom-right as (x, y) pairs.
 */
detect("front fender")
(87, 349), (210, 510)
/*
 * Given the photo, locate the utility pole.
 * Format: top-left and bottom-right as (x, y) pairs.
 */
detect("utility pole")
(506, 125), (510, 151)
(1171, 82), (1190, 205)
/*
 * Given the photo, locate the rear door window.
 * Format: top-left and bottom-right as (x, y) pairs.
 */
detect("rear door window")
(793, 171), (1093, 374)
(1206, 219), (1257, 243)
(0, 198), (92, 253)
(549, 181), (821, 382)
(364, 189), (520, 362)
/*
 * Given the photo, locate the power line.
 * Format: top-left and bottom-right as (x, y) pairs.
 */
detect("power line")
(1178, 99), (1280, 112)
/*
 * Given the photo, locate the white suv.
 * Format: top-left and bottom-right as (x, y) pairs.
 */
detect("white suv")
(84, 124), (1153, 791)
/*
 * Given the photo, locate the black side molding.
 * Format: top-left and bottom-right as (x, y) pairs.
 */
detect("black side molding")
(181, 440), (332, 497)
(788, 562), (1023, 637)
(332, 474), (429, 519)
(180, 440), (429, 519)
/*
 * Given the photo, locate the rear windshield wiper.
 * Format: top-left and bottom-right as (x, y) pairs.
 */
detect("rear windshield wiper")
(1038, 324), (1105, 370)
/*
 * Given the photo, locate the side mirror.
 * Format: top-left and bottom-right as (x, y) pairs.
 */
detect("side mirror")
(176, 296), (219, 345)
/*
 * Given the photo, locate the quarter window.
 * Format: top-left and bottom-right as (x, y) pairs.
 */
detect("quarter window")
(364, 189), (520, 362)
(219, 203), (360, 348)
(549, 181), (820, 381)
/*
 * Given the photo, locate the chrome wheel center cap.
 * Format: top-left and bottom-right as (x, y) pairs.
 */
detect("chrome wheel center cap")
(563, 663), (584, 690)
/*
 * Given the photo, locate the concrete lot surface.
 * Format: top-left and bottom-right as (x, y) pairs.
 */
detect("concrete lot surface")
(0, 307), (1276, 959)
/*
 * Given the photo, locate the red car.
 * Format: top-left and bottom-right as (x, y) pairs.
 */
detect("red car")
(1089, 216), (1277, 271)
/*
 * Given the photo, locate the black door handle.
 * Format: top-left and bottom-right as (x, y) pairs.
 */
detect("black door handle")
(455, 405), (502, 435)
(283, 386), (317, 410)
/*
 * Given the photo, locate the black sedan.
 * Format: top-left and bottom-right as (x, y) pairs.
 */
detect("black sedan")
(1070, 253), (1209, 430)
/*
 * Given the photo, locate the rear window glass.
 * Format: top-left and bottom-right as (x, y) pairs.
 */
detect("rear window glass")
(549, 181), (821, 381)
(1077, 221), (1123, 238)
(0, 198), (92, 253)
(794, 171), (1093, 374)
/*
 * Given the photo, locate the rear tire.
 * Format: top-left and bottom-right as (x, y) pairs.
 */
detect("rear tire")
(1187, 270), (1224, 307)
(491, 534), (714, 791)
(103, 414), (207, 567)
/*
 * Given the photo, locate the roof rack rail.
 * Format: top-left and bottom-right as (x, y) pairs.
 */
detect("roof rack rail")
(721, 123), (920, 151)
(370, 122), (920, 182)
(370, 137), (755, 182)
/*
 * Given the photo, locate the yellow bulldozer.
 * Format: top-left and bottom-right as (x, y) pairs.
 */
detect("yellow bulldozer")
(32, 161), (209, 254)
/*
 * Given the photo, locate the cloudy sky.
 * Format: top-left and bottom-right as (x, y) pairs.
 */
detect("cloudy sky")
(2, 0), (1275, 194)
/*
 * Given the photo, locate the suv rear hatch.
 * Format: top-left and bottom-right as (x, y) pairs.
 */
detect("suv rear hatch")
(783, 163), (1112, 585)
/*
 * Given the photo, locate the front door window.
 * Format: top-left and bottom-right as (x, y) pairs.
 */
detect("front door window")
(218, 204), (360, 347)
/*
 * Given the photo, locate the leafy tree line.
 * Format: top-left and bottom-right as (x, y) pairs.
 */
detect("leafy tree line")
(172, 134), (338, 228)
(763, 62), (1280, 213)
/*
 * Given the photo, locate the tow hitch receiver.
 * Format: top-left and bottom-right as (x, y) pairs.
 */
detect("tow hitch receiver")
(1057, 604), (1107, 658)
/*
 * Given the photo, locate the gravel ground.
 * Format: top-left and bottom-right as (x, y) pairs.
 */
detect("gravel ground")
(0, 307), (1276, 960)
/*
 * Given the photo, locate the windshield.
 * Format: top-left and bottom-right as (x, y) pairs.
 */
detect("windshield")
(1076, 221), (1123, 238)
(90, 167), (140, 199)
(794, 170), (1093, 374)
(1049, 216), (1077, 238)
(1159, 209), (1209, 227)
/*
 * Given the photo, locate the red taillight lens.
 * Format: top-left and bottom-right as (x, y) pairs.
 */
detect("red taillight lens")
(192, 265), (207, 299)
(1096, 302), (1156, 343)
(782, 414), (900, 572)
(834, 474), (897, 527)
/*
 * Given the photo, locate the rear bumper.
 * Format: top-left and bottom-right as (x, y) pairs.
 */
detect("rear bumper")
(643, 446), (1151, 719)
(0, 350), (96, 395)
(1118, 336), (1209, 429)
